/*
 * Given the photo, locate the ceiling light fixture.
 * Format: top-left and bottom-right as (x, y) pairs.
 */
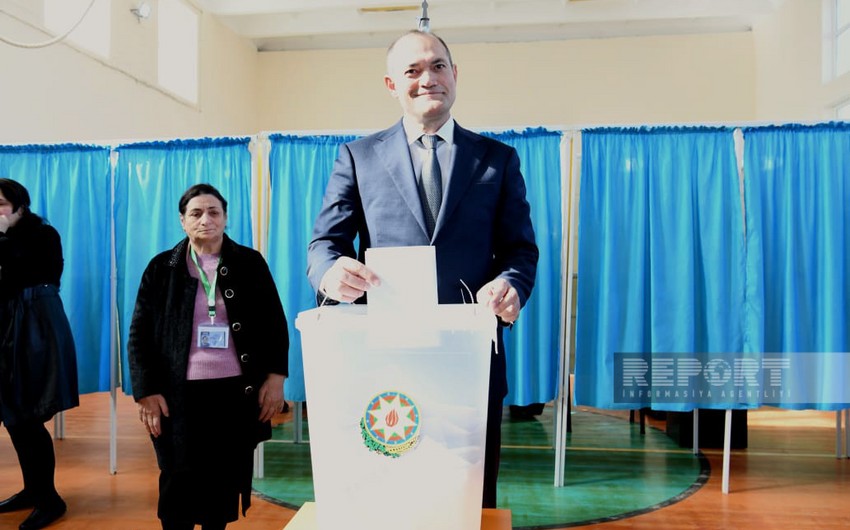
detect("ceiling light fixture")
(130, 1), (151, 22)
(418, 0), (430, 32)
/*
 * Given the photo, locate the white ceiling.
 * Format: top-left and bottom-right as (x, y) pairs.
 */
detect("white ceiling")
(194, 0), (786, 52)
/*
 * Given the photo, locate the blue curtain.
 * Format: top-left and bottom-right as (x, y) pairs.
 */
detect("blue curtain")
(266, 134), (359, 402)
(574, 127), (747, 411)
(114, 138), (254, 394)
(482, 128), (563, 406)
(0, 144), (112, 393)
(743, 123), (850, 410)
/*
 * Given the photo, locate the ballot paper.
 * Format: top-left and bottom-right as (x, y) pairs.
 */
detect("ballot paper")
(365, 245), (438, 313)
(364, 246), (439, 348)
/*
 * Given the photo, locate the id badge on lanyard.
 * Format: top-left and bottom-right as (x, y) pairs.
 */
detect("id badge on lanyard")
(191, 247), (230, 349)
(198, 324), (229, 349)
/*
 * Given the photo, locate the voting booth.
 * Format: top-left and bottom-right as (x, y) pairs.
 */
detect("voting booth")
(294, 245), (495, 530)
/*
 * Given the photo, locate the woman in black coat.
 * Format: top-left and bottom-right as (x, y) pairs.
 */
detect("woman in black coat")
(0, 178), (78, 530)
(128, 183), (289, 530)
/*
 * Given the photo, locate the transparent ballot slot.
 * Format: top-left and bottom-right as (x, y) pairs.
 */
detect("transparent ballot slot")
(295, 305), (494, 530)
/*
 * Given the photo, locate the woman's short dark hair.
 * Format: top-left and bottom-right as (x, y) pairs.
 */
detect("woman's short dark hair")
(178, 183), (228, 215)
(0, 178), (32, 215)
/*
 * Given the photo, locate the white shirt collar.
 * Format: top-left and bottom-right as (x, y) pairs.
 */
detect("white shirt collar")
(403, 117), (455, 147)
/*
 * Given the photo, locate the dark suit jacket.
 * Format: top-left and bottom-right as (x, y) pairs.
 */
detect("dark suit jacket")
(307, 120), (538, 396)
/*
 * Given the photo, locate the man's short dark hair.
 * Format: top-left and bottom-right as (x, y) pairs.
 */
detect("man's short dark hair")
(387, 30), (453, 67)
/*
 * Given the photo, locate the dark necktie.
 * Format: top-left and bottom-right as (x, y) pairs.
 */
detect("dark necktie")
(419, 134), (442, 236)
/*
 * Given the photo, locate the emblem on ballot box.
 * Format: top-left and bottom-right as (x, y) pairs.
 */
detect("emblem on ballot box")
(360, 390), (421, 458)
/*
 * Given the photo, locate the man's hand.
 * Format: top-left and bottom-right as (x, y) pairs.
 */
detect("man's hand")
(476, 278), (521, 324)
(138, 394), (169, 438)
(258, 373), (286, 423)
(319, 257), (381, 303)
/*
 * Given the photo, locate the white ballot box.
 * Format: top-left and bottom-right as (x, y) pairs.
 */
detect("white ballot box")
(295, 304), (495, 530)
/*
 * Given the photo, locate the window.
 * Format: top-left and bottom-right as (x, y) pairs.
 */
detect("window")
(835, 99), (850, 119)
(43, 0), (111, 58)
(157, 0), (199, 104)
(837, 0), (850, 77)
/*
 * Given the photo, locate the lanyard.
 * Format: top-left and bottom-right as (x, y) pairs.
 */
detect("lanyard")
(190, 247), (221, 324)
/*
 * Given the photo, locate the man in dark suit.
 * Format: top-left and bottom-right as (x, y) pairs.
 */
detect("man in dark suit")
(307, 29), (538, 508)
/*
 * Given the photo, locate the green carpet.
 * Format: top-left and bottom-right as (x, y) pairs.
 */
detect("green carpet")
(253, 407), (708, 528)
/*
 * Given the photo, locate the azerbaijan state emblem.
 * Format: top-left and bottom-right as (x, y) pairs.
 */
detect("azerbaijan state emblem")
(360, 390), (421, 458)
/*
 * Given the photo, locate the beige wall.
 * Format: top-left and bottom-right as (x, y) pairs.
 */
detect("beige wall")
(4, 1), (850, 144)
(257, 33), (757, 133)
(256, 47), (393, 133)
(0, 5), (257, 144)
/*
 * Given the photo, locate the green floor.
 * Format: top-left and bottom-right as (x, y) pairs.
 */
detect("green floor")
(253, 407), (707, 529)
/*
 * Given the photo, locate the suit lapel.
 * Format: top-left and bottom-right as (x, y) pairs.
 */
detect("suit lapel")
(373, 121), (430, 237)
(434, 123), (485, 238)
